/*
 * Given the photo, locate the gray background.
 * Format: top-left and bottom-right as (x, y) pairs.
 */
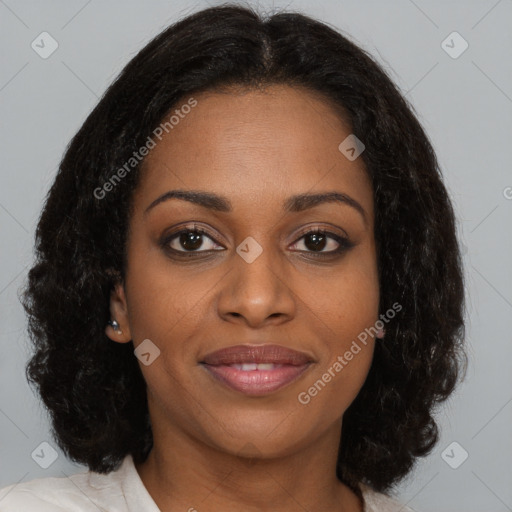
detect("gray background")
(1, 1), (511, 511)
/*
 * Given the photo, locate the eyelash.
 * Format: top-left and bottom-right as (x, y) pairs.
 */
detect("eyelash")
(160, 223), (355, 260)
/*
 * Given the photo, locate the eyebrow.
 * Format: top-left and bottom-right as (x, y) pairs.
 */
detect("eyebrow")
(144, 189), (367, 225)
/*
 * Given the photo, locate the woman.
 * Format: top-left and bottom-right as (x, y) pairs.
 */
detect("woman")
(0, 4), (466, 511)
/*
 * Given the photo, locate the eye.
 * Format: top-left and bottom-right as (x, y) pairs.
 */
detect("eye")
(161, 224), (354, 259)
(289, 228), (354, 257)
(162, 224), (224, 254)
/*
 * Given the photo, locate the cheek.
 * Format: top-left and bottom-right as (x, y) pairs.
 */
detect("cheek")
(298, 285), (377, 416)
(306, 255), (380, 339)
(297, 257), (378, 408)
(301, 346), (374, 418)
(123, 239), (206, 340)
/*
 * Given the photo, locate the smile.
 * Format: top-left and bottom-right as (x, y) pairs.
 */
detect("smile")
(200, 362), (312, 396)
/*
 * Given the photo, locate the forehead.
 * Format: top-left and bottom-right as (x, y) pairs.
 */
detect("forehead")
(135, 84), (373, 219)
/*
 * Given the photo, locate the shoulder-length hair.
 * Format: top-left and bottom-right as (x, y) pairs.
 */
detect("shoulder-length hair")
(20, 3), (466, 494)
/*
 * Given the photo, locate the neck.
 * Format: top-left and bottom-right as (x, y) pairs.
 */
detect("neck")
(135, 414), (363, 512)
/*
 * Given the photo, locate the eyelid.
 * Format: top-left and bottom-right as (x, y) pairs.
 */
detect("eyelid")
(291, 223), (350, 242)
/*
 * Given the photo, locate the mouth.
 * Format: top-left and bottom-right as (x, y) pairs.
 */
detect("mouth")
(199, 344), (314, 396)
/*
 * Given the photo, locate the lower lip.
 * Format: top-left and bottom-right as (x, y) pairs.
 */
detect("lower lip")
(200, 363), (312, 396)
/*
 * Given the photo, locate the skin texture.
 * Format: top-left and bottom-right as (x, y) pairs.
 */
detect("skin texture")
(105, 84), (382, 512)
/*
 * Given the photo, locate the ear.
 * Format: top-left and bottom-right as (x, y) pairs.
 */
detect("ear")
(105, 277), (132, 344)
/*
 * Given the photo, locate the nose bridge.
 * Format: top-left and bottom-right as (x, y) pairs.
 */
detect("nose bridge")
(217, 234), (295, 324)
(238, 236), (280, 284)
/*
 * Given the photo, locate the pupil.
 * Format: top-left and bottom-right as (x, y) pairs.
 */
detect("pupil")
(180, 231), (203, 251)
(305, 232), (326, 251)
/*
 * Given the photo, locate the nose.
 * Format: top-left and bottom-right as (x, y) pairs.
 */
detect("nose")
(217, 242), (296, 328)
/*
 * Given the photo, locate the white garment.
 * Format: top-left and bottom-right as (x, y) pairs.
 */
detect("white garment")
(0, 454), (415, 511)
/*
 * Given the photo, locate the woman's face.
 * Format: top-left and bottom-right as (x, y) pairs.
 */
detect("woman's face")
(107, 84), (380, 459)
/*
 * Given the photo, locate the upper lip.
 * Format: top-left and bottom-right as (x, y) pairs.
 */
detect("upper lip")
(200, 344), (314, 366)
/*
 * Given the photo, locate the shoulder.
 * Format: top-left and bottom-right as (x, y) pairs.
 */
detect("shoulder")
(0, 457), (131, 512)
(360, 483), (416, 512)
(0, 472), (91, 511)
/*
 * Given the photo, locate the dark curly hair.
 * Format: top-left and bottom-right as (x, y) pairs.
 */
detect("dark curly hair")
(19, 2), (467, 495)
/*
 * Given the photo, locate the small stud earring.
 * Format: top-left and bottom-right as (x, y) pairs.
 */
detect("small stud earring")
(108, 319), (122, 334)
(376, 327), (385, 339)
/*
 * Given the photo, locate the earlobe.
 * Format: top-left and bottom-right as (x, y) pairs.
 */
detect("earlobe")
(105, 322), (131, 343)
(376, 327), (385, 339)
